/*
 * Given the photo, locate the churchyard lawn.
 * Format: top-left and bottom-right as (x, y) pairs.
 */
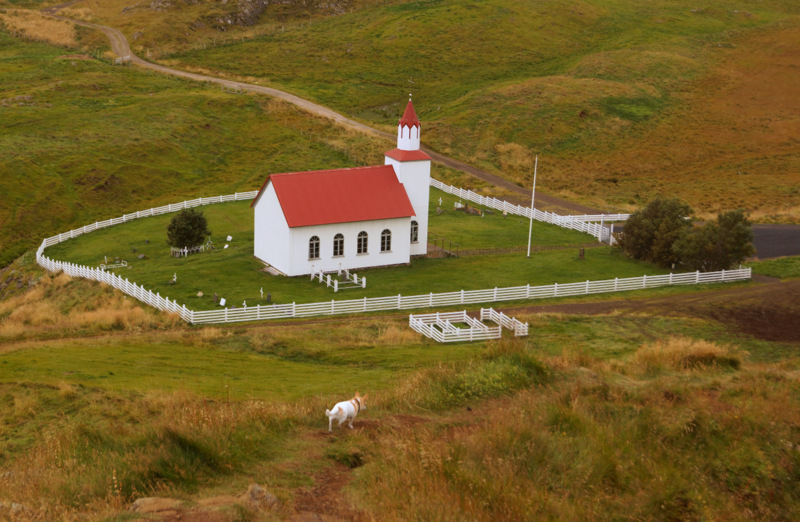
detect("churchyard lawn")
(44, 188), (668, 311)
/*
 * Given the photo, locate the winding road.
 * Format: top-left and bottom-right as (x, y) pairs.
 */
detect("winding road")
(41, 1), (598, 215)
(40, 2), (800, 257)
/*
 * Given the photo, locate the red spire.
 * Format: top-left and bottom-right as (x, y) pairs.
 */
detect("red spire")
(399, 97), (420, 128)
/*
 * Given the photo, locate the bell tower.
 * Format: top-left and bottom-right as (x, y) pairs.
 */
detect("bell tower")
(385, 96), (431, 256)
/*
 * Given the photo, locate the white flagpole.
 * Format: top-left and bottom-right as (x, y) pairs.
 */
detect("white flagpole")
(526, 155), (538, 258)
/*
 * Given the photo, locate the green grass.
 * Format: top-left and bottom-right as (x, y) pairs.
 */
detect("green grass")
(748, 255), (800, 280)
(163, 0), (797, 161)
(0, 30), (385, 268)
(0, 332), (476, 401)
(2, 308), (798, 518)
(43, 192), (668, 310)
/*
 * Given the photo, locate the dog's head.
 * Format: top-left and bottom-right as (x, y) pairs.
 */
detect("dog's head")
(355, 391), (368, 410)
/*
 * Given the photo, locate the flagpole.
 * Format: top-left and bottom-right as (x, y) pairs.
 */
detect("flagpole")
(526, 155), (538, 258)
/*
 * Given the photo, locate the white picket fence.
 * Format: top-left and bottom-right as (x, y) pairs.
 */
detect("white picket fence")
(35, 188), (750, 325)
(430, 178), (628, 243)
(38, 192), (258, 250)
(409, 311), (502, 343)
(481, 307), (529, 337)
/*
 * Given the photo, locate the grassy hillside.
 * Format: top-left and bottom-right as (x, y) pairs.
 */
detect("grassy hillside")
(115, 0), (799, 219)
(0, 29), (407, 267)
(4, 0), (799, 266)
(1, 265), (799, 519)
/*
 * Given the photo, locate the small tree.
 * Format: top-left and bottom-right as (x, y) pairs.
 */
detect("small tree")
(167, 209), (211, 249)
(673, 209), (754, 271)
(617, 197), (693, 267)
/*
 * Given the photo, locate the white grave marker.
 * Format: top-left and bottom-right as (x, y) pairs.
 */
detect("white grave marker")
(219, 298), (226, 306)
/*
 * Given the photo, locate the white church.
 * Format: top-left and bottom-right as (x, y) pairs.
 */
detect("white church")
(251, 98), (431, 277)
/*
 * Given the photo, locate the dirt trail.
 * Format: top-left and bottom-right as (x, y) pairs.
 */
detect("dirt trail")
(41, 1), (600, 216)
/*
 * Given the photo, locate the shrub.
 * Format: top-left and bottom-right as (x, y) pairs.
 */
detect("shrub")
(166, 209), (211, 249)
(673, 209), (755, 271)
(617, 197), (693, 267)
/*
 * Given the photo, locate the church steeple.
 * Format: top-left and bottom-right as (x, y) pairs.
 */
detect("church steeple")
(397, 96), (421, 151)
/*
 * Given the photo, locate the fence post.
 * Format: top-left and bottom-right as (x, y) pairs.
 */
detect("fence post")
(398, 294), (401, 309)
(430, 292), (433, 306)
(461, 289), (464, 304)
(721, 269), (725, 281)
(696, 270), (700, 284)
(643, 274), (647, 288)
(586, 280), (589, 294)
(364, 296), (367, 311)
(554, 282), (558, 297)
(292, 302), (296, 317)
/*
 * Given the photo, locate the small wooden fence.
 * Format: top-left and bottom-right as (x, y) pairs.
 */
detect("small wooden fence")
(481, 307), (529, 337)
(409, 311), (502, 343)
(35, 187), (750, 325)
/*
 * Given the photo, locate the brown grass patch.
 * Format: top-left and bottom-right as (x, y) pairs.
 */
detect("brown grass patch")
(0, 272), (182, 342)
(1, 9), (78, 47)
(632, 336), (743, 373)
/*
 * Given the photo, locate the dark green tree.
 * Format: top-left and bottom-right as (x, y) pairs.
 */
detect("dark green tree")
(673, 209), (755, 271)
(617, 197), (693, 267)
(166, 209), (211, 249)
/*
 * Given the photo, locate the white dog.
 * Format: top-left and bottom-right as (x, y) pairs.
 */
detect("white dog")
(326, 392), (368, 432)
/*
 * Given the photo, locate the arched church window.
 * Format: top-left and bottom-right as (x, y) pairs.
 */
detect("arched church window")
(410, 220), (419, 244)
(357, 231), (368, 254)
(309, 236), (320, 260)
(333, 233), (344, 257)
(381, 229), (392, 252)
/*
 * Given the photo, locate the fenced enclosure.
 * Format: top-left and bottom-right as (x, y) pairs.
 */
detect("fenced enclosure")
(36, 187), (750, 325)
(409, 311), (502, 343)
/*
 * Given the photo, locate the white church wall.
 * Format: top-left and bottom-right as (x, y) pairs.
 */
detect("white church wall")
(287, 217), (411, 277)
(253, 184), (293, 275)
(386, 157), (430, 256)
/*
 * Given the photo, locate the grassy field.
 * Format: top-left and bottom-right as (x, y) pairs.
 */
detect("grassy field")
(0, 268), (798, 518)
(4, 0), (800, 267)
(141, 0), (800, 219)
(3, 2), (800, 519)
(42, 190), (667, 311)
(0, 29), (400, 268)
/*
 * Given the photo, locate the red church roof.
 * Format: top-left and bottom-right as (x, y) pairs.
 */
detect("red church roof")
(399, 98), (420, 128)
(385, 148), (432, 162)
(252, 165), (415, 228)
